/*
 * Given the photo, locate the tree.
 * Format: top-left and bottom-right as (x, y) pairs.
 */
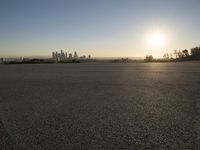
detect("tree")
(191, 46), (200, 59)
(169, 53), (173, 60)
(163, 53), (169, 60)
(174, 50), (178, 59)
(177, 50), (183, 59)
(145, 55), (154, 62)
(182, 49), (189, 57)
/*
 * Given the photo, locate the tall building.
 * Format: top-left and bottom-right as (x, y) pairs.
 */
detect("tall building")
(52, 52), (56, 61)
(52, 51), (59, 62)
(74, 51), (78, 59)
(69, 53), (73, 59)
(61, 50), (65, 61)
(57, 53), (61, 61)
(56, 52), (58, 62)
(65, 52), (68, 59)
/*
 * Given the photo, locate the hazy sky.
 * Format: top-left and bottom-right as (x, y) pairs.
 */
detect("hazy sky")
(0, 0), (200, 58)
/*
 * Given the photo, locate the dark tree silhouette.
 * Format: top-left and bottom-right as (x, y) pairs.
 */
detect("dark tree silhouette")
(145, 55), (154, 62)
(148, 44), (200, 62)
(182, 49), (189, 57)
(174, 50), (178, 59)
(163, 53), (169, 60)
(177, 50), (183, 59)
(169, 53), (174, 60)
(191, 46), (200, 59)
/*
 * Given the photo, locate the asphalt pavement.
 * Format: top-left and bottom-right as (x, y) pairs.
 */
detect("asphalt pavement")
(0, 62), (200, 149)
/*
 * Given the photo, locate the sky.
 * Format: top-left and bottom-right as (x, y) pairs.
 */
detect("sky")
(0, 0), (200, 58)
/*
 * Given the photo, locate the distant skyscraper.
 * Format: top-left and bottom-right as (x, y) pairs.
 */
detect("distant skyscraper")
(57, 53), (61, 61)
(55, 52), (58, 62)
(52, 51), (59, 62)
(61, 50), (65, 61)
(69, 53), (73, 59)
(52, 52), (56, 62)
(74, 51), (78, 59)
(65, 52), (68, 59)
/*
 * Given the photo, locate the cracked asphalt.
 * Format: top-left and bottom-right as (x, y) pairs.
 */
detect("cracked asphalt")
(0, 62), (200, 149)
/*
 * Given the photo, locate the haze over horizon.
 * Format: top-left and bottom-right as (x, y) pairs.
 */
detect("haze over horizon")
(1, 0), (200, 58)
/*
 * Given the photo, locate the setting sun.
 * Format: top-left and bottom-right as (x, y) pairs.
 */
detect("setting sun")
(149, 32), (165, 47)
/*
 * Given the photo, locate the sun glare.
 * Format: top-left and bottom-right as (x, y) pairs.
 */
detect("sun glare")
(149, 32), (165, 47)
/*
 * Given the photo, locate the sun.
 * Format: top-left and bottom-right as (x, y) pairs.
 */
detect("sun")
(149, 32), (165, 47)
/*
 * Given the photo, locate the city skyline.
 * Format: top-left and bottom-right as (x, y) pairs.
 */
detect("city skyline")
(52, 50), (91, 62)
(1, 0), (200, 58)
